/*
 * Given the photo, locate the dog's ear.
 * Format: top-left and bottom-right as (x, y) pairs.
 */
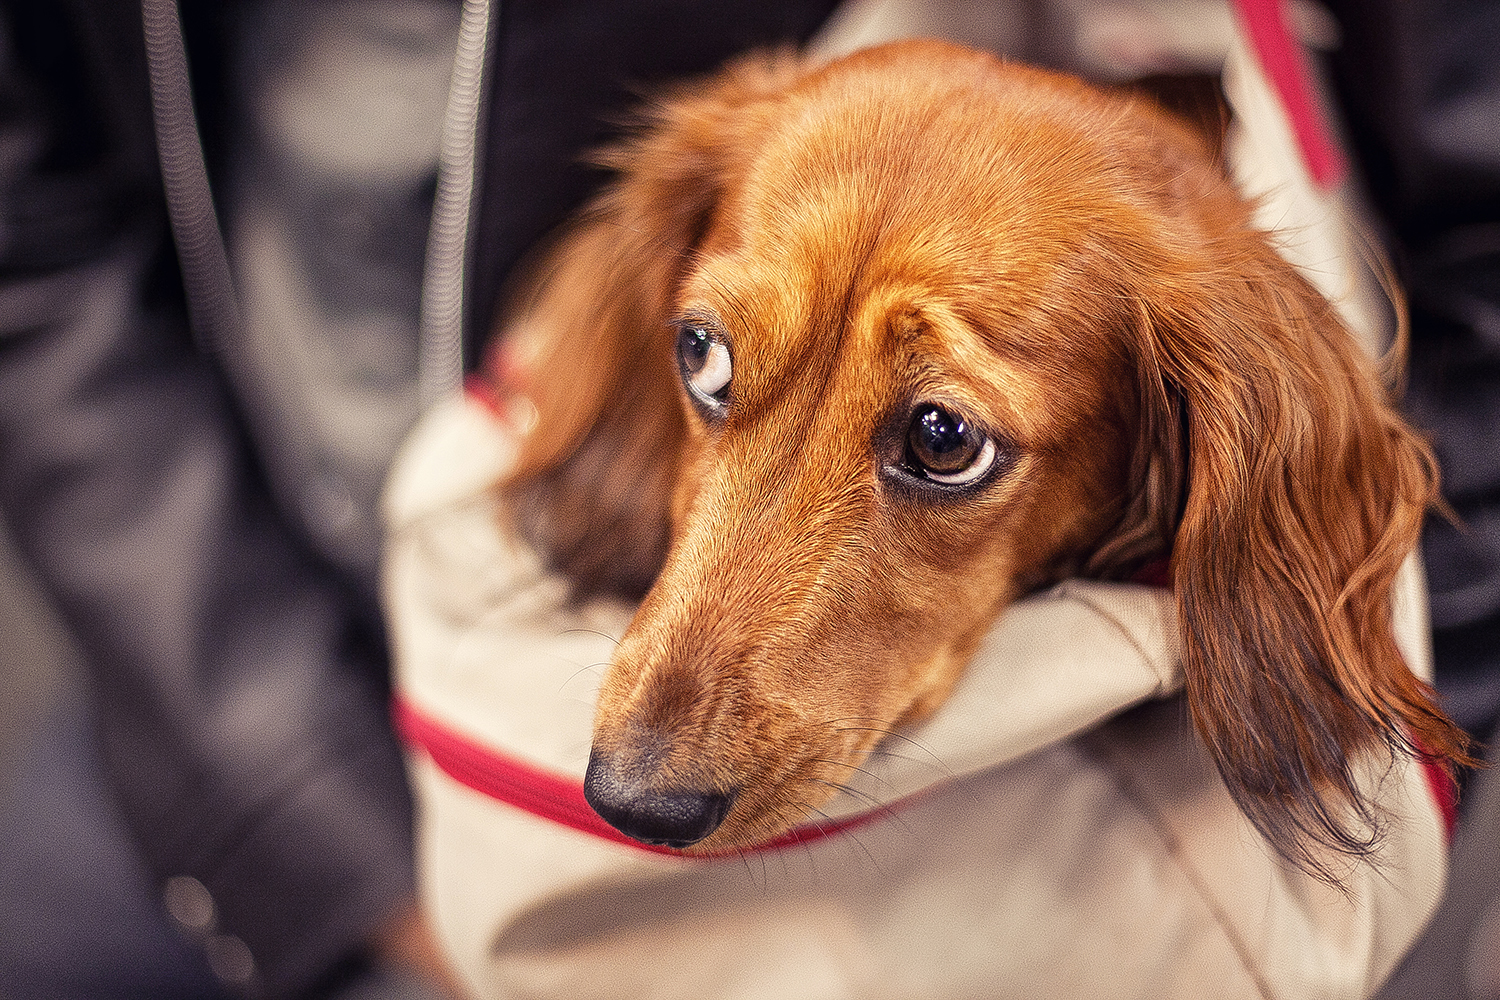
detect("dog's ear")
(490, 51), (804, 600)
(1135, 231), (1471, 881)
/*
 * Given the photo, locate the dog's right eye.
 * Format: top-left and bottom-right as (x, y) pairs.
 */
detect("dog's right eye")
(677, 324), (732, 414)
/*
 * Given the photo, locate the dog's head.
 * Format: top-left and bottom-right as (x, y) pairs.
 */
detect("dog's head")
(495, 41), (1467, 875)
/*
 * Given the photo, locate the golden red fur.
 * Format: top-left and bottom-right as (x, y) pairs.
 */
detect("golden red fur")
(488, 40), (1470, 880)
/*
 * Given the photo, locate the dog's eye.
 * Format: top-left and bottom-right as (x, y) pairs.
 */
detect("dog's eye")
(906, 404), (997, 486)
(678, 325), (732, 411)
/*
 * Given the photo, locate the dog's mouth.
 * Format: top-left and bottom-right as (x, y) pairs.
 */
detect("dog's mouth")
(579, 646), (938, 851)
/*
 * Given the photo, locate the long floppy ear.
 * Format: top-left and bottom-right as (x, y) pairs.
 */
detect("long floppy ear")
(488, 51), (804, 600)
(1136, 233), (1472, 880)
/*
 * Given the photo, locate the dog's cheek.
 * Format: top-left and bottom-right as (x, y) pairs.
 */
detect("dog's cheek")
(989, 444), (1134, 586)
(845, 558), (1006, 726)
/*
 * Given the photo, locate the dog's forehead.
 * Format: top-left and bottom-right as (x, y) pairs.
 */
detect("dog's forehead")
(683, 176), (1130, 432)
(737, 59), (1139, 254)
(671, 58), (1159, 448)
(688, 74), (1149, 346)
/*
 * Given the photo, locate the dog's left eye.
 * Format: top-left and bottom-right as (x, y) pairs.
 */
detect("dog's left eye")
(677, 325), (732, 412)
(905, 403), (997, 487)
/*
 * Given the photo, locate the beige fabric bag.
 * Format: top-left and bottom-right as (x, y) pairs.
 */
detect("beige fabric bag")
(384, 393), (1444, 1000)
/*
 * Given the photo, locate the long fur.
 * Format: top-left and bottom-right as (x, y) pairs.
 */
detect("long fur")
(487, 40), (1471, 878)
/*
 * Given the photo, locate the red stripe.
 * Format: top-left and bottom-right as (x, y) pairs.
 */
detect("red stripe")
(392, 697), (889, 857)
(396, 695), (1458, 853)
(1232, 0), (1345, 188)
(462, 374), (507, 418)
(1414, 744), (1460, 842)
(1130, 558), (1173, 589)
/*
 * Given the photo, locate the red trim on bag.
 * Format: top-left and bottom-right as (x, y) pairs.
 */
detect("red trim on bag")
(392, 697), (891, 856)
(1415, 742), (1459, 841)
(463, 375), (507, 418)
(1130, 558), (1173, 589)
(1232, 0), (1345, 188)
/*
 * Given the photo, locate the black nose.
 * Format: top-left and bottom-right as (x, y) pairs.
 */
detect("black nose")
(583, 751), (735, 848)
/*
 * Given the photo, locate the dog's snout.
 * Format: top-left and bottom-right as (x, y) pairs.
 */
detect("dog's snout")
(583, 751), (736, 848)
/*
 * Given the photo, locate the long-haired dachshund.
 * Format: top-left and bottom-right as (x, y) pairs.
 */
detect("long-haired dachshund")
(488, 38), (1469, 879)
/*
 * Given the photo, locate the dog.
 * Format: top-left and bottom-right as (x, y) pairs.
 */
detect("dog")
(486, 38), (1469, 883)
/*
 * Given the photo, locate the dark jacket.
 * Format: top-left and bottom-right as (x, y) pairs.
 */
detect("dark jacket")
(1323, 0), (1500, 748)
(0, 1), (835, 996)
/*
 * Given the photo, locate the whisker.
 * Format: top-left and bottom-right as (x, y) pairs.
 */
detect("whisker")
(773, 838), (794, 885)
(807, 758), (899, 796)
(857, 745), (953, 775)
(731, 846), (769, 893)
(559, 660), (609, 692)
(737, 850), (756, 885)
(805, 774), (914, 842)
(797, 799), (885, 874)
(807, 775), (888, 813)
(559, 627), (622, 647)
(787, 801), (844, 877)
(828, 723), (953, 776)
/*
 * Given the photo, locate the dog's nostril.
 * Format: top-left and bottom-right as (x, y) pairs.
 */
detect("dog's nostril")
(583, 751), (736, 849)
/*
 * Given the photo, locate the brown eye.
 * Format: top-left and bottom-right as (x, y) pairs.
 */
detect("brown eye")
(907, 404), (996, 486)
(677, 325), (731, 412)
